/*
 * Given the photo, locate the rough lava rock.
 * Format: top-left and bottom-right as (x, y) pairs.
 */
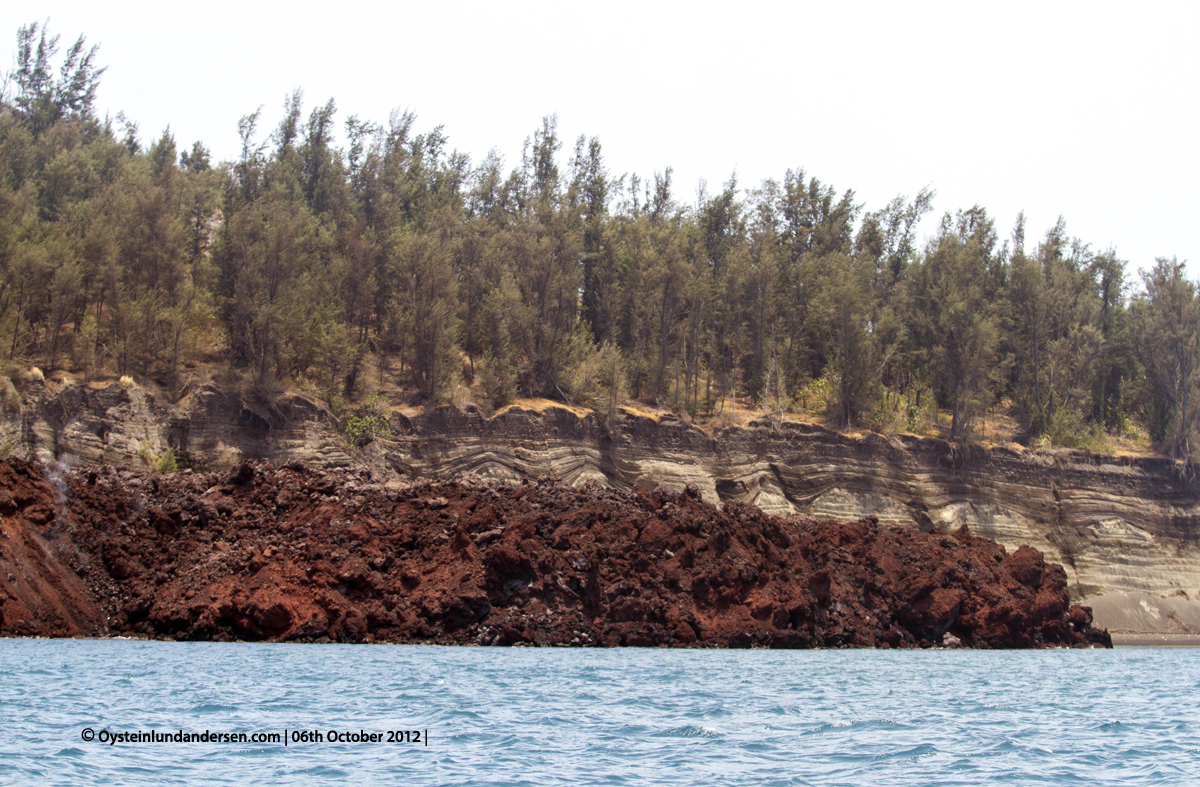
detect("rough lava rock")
(0, 458), (1110, 648)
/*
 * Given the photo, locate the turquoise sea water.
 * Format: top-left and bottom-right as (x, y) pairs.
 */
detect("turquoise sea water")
(0, 639), (1196, 786)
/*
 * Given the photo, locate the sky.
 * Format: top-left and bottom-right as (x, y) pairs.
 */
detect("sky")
(3, 1), (1197, 283)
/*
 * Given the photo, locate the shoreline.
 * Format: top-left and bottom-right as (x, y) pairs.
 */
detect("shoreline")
(0, 634), (1134, 649)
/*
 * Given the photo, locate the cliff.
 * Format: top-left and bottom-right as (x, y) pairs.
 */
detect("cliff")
(1, 373), (1197, 634)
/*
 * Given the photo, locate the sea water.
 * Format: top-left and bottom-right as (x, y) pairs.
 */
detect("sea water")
(0, 639), (1196, 786)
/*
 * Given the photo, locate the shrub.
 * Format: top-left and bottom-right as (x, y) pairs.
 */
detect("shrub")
(157, 449), (178, 473)
(562, 340), (625, 416)
(478, 352), (516, 412)
(345, 395), (392, 448)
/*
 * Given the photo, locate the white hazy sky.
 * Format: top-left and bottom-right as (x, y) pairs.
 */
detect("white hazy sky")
(3, 1), (1197, 282)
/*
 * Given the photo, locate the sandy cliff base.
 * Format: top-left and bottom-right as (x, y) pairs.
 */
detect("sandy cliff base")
(1110, 633), (1200, 646)
(1089, 590), (1200, 638)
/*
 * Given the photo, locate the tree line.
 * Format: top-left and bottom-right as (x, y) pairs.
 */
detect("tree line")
(1, 22), (1198, 457)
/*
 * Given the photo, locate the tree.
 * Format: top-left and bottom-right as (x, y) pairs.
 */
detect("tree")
(857, 186), (935, 289)
(217, 190), (313, 382)
(1134, 258), (1200, 458)
(742, 179), (782, 401)
(180, 140), (210, 173)
(391, 212), (460, 401)
(301, 98), (342, 216)
(1005, 218), (1103, 442)
(106, 137), (190, 378)
(776, 169), (861, 398)
(913, 208), (1000, 440)
(7, 22), (105, 137)
(525, 115), (561, 214)
(571, 135), (614, 343)
(508, 209), (582, 397)
(698, 176), (744, 412)
(812, 251), (874, 428)
(1090, 250), (1135, 432)
(1, 32), (1179, 454)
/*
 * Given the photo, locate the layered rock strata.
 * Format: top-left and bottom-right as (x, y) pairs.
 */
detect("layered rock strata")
(2, 376), (1198, 626)
(0, 458), (1109, 648)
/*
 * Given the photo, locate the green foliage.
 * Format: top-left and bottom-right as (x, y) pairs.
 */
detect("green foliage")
(138, 441), (177, 472)
(811, 251), (875, 428)
(757, 343), (793, 418)
(2, 20), (1197, 460)
(478, 351), (516, 412)
(867, 388), (935, 435)
(157, 448), (178, 473)
(911, 207), (1001, 440)
(9, 21), (105, 138)
(390, 221), (461, 402)
(1045, 409), (1115, 453)
(1004, 217), (1107, 442)
(562, 337), (626, 416)
(1133, 257), (1200, 457)
(344, 395), (392, 448)
(797, 375), (833, 414)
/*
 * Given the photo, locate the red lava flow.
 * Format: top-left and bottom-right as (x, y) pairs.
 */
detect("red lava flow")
(0, 458), (1111, 648)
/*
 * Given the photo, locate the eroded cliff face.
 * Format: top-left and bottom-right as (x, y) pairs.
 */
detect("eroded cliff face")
(3, 376), (1199, 617)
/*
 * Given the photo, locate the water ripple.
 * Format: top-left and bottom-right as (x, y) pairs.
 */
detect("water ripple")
(0, 641), (1195, 786)
(654, 724), (721, 738)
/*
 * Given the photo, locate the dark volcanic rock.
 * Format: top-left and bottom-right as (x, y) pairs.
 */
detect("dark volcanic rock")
(0, 459), (1110, 648)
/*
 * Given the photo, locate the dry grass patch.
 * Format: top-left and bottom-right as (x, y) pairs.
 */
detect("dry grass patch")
(618, 403), (671, 422)
(493, 398), (590, 419)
